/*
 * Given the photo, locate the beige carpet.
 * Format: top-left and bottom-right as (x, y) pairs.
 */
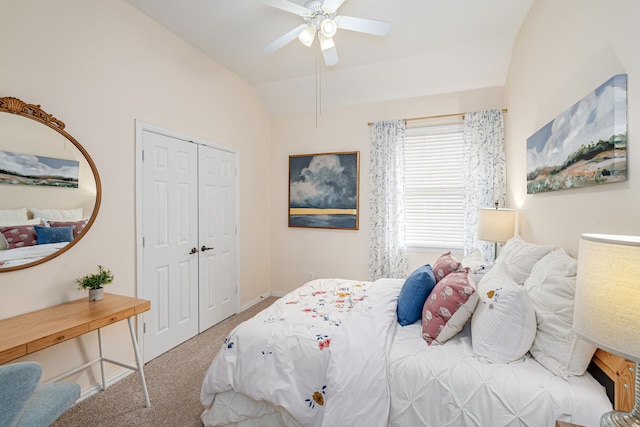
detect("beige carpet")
(53, 296), (278, 427)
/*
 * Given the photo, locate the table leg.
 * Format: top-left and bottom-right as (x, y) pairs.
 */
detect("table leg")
(127, 317), (151, 407)
(97, 328), (106, 391)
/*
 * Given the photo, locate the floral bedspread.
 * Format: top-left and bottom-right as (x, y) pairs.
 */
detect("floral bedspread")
(200, 278), (403, 427)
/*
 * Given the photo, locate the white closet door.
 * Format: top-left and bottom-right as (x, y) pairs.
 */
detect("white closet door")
(142, 130), (199, 362)
(198, 144), (238, 331)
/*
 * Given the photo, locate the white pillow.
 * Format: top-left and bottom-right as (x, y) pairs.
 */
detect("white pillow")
(29, 208), (83, 221)
(0, 218), (42, 250)
(495, 236), (553, 285)
(0, 208), (28, 222)
(472, 264), (537, 363)
(461, 249), (494, 283)
(525, 250), (597, 378)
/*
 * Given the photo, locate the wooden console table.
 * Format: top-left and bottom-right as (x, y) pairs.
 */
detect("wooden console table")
(0, 293), (151, 407)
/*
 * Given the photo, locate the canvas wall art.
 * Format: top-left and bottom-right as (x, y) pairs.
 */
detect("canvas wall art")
(0, 150), (79, 188)
(526, 74), (627, 194)
(289, 151), (359, 230)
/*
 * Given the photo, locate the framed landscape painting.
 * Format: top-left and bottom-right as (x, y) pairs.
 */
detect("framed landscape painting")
(526, 74), (627, 194)
(0, 150), (79, 188)
(289, 151), (359, 230)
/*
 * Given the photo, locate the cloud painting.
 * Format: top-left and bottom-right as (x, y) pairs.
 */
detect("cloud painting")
(526, 74), (627, 194)
(289, 152), (359, 229)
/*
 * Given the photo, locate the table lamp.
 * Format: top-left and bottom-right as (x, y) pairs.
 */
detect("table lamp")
(573, 233), (640, 427)
(477, 205), (516, 260)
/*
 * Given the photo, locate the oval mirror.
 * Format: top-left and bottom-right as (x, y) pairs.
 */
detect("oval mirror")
(0, 97), (101, 272)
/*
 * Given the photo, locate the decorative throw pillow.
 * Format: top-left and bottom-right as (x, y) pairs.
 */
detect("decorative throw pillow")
(0, 224), (38, 249)
(471, 264), (537, 363)
(0, 218), (42, 250)
(35, 225), (74, 245)
(48, 219), (88, 239)
(29, 208), (83, 221)
(433, 252), (462, 282)
(397, 264), (436, 326)
(422, 268), (478, 345)
(525, 250), (597, 378)
(494, 236), (553, 285)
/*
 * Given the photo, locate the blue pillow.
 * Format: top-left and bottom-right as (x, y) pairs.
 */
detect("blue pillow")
(35, 225), (74, 245)
(397, 264), (436, 326)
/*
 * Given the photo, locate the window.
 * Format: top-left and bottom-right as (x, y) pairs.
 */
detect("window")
(404, 121), (465, 251)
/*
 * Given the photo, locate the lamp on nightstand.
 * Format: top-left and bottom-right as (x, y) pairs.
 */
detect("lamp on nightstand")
(477, 204), (516, 260)
(573, 234), (640, 427)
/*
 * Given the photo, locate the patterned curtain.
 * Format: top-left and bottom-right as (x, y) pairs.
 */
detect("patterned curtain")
(368, 120), (408, 280)
(462, 110), (507, 261)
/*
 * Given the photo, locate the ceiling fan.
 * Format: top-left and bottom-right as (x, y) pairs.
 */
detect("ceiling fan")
(262, 0), (391, 66)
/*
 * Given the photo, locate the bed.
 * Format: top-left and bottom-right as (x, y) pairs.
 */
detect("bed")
(0, 207), (87, 268)
(200, 237), (626, 427)
(0, 242), (69, 268)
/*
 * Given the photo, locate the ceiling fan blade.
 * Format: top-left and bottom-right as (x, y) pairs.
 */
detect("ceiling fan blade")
(265, 24), (308, 53)
(335, 15), (391, 36)
(322, 0), (346, 13)
(260, 0), (310, 16)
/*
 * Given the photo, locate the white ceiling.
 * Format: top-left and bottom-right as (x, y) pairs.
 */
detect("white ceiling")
(124, 0), (533, 116)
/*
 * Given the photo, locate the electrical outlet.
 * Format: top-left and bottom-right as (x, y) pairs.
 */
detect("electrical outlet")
(308, 272), (314, 280)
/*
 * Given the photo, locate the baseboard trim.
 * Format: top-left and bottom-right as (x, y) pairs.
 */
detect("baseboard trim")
(239, 291), (285, 311)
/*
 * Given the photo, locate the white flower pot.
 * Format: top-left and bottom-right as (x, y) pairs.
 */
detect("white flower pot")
(88, 287), (104, 301)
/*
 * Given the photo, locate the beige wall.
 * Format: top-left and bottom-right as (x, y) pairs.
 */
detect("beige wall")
(0, 0), (271, 390)
(505, 0), (640, 257)
(271, 87), (505, 293)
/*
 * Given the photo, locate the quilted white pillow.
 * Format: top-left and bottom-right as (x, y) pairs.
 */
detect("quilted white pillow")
(495, 236), (553, 285)
(0, 208), (28, 222)
(29, 208), (83, 221)
(524, 250), (597, 378)
(471, 264), (537, 363)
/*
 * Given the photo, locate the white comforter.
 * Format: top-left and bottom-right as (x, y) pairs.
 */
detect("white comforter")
(0, 242), (68, 267)
(388, 322), (612, 427)
(201, 278), (403, 427)
(201, 278), (613, 427)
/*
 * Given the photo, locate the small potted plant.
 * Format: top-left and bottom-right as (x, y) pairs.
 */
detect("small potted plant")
(76, 265), (114, 301)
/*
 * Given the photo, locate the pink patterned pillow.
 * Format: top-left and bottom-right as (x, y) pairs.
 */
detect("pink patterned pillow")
(433, 251), (462, 282)
(48, 219), (88, 239)
(0, 224), (38, 249)
(422, 269), (479, 345)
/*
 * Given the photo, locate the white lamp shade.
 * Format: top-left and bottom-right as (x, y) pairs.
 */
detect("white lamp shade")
(477, 208), (516, 243)
(319, 33), (335, 51)
(573, 234), (640, 362)
(298, 25), (316, 47)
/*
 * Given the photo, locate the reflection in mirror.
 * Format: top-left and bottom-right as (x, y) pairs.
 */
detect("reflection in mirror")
(0, 97), (101, 272)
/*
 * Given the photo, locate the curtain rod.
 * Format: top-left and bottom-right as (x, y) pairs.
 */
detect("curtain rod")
(367, 108), (508, 126)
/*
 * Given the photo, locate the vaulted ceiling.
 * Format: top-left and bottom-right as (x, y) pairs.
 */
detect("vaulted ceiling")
(125, 0), (533, 116)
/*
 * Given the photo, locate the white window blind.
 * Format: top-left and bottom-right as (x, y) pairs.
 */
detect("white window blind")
(404, 122), (465, 251)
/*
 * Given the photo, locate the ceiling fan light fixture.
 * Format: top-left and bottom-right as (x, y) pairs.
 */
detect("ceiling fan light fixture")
(320, 18), (337, 38)
(319, 33), (335, 51)
(298, 25), (316, 47)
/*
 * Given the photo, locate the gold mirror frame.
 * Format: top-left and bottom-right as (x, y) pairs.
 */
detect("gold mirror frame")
(0, 97), (102, 272)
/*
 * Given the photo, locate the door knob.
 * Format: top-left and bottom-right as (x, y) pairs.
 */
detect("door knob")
(201, 245), (214, 252)
(189, 247), (198, 255)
